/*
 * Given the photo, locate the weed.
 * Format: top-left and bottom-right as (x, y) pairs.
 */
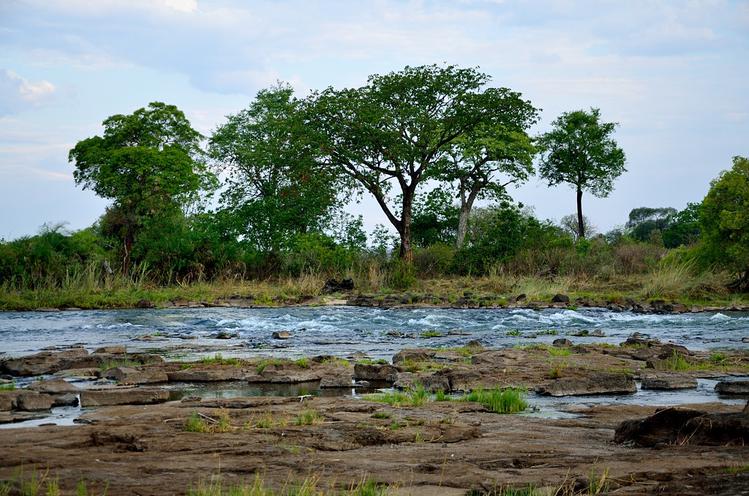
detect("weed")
(200, 354), (240, 366)
(184, 411), (231, 433)
(547, 346), (571, 357)
(321, 357), (351, 368)
(293, 358), (310, 369)
(434, 390), (451, 402)
(370, 412), (391, 419)
(389, 420), (403, 430)
(537, 329), (558, 336)
(506, 329), (522, 336)
(420, 330), (443, 338)
(587, 467), (610, 495)
(365, 384), (429, 407)
(662, 351), (690, 371)
(256, 358), (286, 374)
(462, 388), (528, 414)
(356, 358), (389, 366)
(725, 464), (749, 474)
(294, 409), (322, 426)
(0, 381), (15, 391)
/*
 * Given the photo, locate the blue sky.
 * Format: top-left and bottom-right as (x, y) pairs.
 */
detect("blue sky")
(1, 0), (747, 240)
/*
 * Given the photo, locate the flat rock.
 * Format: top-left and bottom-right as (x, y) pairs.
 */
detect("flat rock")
(537, 372), (636, 396)
(80, 388), (169, 407)
(104, 367), (168, 385)
(272, 331), (291, 340)
(54, 368), (101, 379)
(0, 347), (89, 376)
(167, 367), (246, 382)
(93, 346), (127, 355)
(392, 349), (435, 365)
(0, 391), (19, 411)
(28, 378), (79, 394)
(641, 374), (697, 390)
(319, 372), (353, 388)
(15, 391), (54, 411)
(715, 380), (749, 395)
(354, 363), (398, 383)
(51, 393), (80, 407)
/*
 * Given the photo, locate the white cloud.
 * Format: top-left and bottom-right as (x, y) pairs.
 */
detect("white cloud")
(0, 69), (56, 115)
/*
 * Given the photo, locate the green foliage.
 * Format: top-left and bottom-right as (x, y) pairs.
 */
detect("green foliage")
(461, 388), (528, 414)
(700, 156), (749, 289)
(365, 385), (429, 407)
(294, 409), (322, 426)
(537, 108), (626, 239)
(200, 354), (240, 366)
(0, 381), (15, 391)
(410, 190), (459, 247)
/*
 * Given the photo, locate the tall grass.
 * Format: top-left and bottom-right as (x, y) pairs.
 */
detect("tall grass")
(462, 388), (528, 414)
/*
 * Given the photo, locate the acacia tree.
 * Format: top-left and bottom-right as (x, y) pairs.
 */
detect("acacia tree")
(434, 125), (536, 248)
(209, 84), (343, 252)
(69, 102), (215, 274)
(537, 108), (626, 240)
(310, 64), (538, 261)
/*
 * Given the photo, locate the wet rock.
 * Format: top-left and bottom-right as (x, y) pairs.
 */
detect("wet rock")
(51, 393), (80, 407)
(615, 407), (749, 447)
(641, 374), (697, 390)
(0, 391), (18, 411)
(320, 372), (353, 388)
(28, 378), (79, 394)
(135, 299), (155, 309)
(80, 387), (169, 407)
(537, 372), (636, 396)
(464, 340), (484, 349)
(393, 372), (417, 390)
(93, 346), (127, 355)
(551, 294), (570, 304)
(590, 330), (605, 337)
(553, 338), (572, 347)
(385, 331), (411, 338)
(212, 331), (237, 340)
(272, 331), (291, 340)
(167, 367), (246, 382)
(571, 330), (590, 337)
(421, 371), (451, 393)
(54, 368), (101, 380)
(392, 349), (435, 365)
(322, 278), (355, 293)
(715, 380), (749, 395)
(514, 294), (527, 303)
(15, 391), (54, 411)
(354, 363), (398, 383)
(104, 367), (168, 385)
(0, 347), (89, 376)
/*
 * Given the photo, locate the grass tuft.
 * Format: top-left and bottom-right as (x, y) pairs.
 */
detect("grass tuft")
(462, 388), (528, 414)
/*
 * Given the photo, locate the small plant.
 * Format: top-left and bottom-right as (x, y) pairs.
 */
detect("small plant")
(506, 329), (522, 336)
(546, 360), (568, 379)
(389, 420), (403, 430)
(537, 329), (558, 336)
(293, 357), (310, 368)
(371, 411), (391, 419)
(663, 351), (690, 371)
(365, 384), (429, 407)
(294, 409), (322, 426)
(547, 346), (571, 357)
(184, 412), (210, 433)
(321, 357), (351, 367)
(587, 467), (610, 495)
(255, 358), (286, 374)
(434, 390), (451, 402)
(462, 388), (528, 414)
(200, 353), (240, 366)
(356, 358), (389, 366)
(709, 352), (728, 365)
(184, 411), (231, 433)
(420, 330), (443, 338)
(0, 381), (15, 391)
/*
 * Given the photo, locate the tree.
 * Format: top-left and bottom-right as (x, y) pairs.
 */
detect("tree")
(209, 84), (343, 252)
(537, 108), (626, 240)
(560, 213), (596, 240)
(69, 102), (215, 274)
(625, 207), (676, 243)
(411, 189), (459, 247)
(700, 156), (749, 290)
(662, 203), (701, 248)
(310, 64), (539, 261)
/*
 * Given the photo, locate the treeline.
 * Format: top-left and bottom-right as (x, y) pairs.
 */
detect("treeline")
(0, 65), (747, 293)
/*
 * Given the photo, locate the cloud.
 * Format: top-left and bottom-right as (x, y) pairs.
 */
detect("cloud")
(0, 69), (56, 116)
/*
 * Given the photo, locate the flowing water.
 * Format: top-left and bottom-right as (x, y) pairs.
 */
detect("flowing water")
(1, 306), (747, 360)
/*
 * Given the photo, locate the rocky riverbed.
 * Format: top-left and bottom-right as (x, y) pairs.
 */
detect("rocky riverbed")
(1, 334), (748, 495)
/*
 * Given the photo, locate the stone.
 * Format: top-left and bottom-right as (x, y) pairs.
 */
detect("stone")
(51, 393), (80, 407)
(15, 391), (54, 411)
(590, 330), (605, 337)
(552, 338), (572, 347)
(322, 278), (355, 293)
(551, 294), (570, 304)
(80, 387), (169, 407)
(715, 380), (749, 395)
(213, 331), (237, 340)
(54, 368), (101, 379)
(167, 368), (246, 382)
(0, 347), (89, 376)
(135, 299), (155, 308)
(104, 367), (168, 385)
(392, 349), (435, 365)
(393, 372), (417, 390)
(28, 378), (79, 394)
(354, 363), (399, 383)
(93, 346), (127, 354)
(537, 372), (636, 397)
(319, 372), (353, 388)
(272, 331), (291, 340)
(514, 294), (527, 302)
(421, 371), (451, 393)
(0, 391), (18, 411)
(641, 374), (697, 390)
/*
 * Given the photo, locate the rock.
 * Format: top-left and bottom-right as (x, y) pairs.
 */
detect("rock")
(354, 363), (399, 383)
(93, 346), (127, 355)
(0, 347), (89, 376)
(213, 331), (237, 340)
(167, 368), (246, 382)
(615, 407), (749, 447)
(392, 349), (435, 365)
(715, 380), (749, 395)
(464, 340), (484, 349)
(319, 372), (353, 388)
(51, 393), (80, 407)
(537, 372), (636, 397)
(590, 329), (605, 337)
(421, 371), (451, 393)
(514, 294), (527, 303)
(641, 374), (697, 390)
(80, 387), (169, 407)
(551, 294), (570, 304)
(272, 331), (291, 340)
(28, 378), (79, 394)
(54, 368), (101, 379)
(393, 372), (417, 390)
(571, 330), (589, 337)
(322, 278), (355, 293)
(552, 338), (572, 347)
(0, 391), (18, 411)
(104, 367), (168, 385)
(15, 391), (54, 411)
(135, 299), (155, 308)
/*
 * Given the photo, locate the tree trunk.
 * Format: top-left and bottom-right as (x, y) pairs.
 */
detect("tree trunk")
(398, 189), (414, 263)
(455, 187), (480, 249)
(576, 188), (585, 240)
(122, 231), (133, 277)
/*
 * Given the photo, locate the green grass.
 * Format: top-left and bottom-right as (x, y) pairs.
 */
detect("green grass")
(434, 390), (451, 401)
(294, 409), (322, 426)
(419, 330), (443, 338)
(547, 346), (571, 357)
(256, 358), (287, 374)
(506, 329), (522, 336)
(370, 412), (391, 419)
(537, 329), (558, 336)
(200, 353), (241, 366)
(364, 385), (429, 407)
(184, 411), (231, 433)
(461, 388), (528, 414)
(320, 357), (351, 367)
(98, 358), (142, 371)
(724, 464), (749, 474)
(356, 358), (389, 365)
(188, 474), (390, 496)
(293, 358), (310, 369)
(0, 382), (16, 391)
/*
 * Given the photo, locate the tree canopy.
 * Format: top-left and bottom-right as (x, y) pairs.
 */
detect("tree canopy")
(537, 108), (626, 240)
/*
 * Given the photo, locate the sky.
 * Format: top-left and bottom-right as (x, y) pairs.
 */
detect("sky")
(0, 0), (747, 241)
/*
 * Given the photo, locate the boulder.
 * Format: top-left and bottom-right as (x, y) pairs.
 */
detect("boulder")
(167, 367), (246, 382)
(392, 349), (435, 365)
(537, 372), (636, 397)
(393, 372), (417, 390)
(15, 391), (54, 411)
(0, 347), (89, 376)
(54, 368), (100, 379)
(715, 380), (749, 395)
(51, 393), (80, 407)
(104, 367), (168, 385)
(319, 372), (353, 388)
(354, 363), (398, 383)
(641, 374), (697, 390)
(28, 378), (79, 394)
(421, 371), (451, 393)
(551, 294), (570, 304)
(80, 387), (169, 407)
(552, 338), (572, 347)
(0, 391), (19, 411)
(615, 407), (749, 447)
(93, 346), (127, 355)
(322, 278), (355, 293)
(272, 331), (291, 340)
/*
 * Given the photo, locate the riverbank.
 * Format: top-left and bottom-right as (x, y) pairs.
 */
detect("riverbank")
(1, 274), (748, 313)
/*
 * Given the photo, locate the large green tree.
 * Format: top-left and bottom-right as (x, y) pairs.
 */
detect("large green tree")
(310, 64), (538, 261)
(700, 156), (749, 290)
(209, 84), (342, 252)
(537, 108), (626, 240)
(69, 102), (215, 274)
